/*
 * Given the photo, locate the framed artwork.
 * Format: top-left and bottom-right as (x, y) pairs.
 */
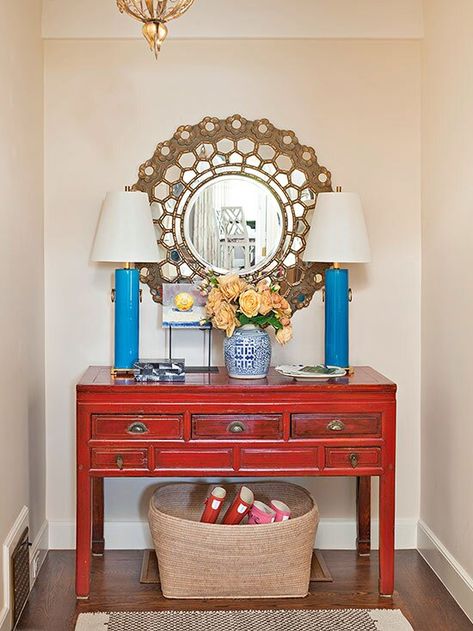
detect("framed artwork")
(162, 283), (210, 329)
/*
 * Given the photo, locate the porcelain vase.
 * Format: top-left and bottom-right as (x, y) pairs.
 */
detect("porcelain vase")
(224, 324), (272, 379)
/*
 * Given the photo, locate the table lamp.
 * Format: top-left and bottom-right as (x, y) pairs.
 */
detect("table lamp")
(303, 191), (371, 368)
(91, 191), (160, 374)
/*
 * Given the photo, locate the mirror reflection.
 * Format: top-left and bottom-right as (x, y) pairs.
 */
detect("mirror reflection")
(184, 175), (283, 273)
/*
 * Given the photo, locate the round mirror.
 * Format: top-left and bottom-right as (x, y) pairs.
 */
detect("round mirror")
(133, 115), (332, 310)
(183, 175), (283, 273)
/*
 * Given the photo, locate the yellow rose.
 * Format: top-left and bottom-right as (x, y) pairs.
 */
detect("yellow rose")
(279, 315), (291, 327)
(259, 289), (274, 316)
(276, 324), (293, 345)
(239, 288), (262, 318)
(206, 287), (224, 317)
(218, 274), (248, 302)
(212, 301), (238, 337)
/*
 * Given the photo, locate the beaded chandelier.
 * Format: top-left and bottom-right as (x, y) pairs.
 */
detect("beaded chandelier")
(116, 0), (196, 58)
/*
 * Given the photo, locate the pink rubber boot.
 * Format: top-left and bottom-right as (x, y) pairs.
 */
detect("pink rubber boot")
(270, 500), (291, 522)
(248, 501), (276, 525)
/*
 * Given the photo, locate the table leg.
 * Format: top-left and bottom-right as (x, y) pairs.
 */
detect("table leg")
(92, 478), (105, 556)
(76, 472), (92, 599)
(356, 476), (371, 556)
(379, 468), (395, 596)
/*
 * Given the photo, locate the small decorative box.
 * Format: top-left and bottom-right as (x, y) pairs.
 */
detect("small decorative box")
(133, 359), (185, 382)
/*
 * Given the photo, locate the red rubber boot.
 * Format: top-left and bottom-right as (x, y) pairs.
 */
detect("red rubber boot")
(200, 486), (227, 523)
(221, 486), (254, 525)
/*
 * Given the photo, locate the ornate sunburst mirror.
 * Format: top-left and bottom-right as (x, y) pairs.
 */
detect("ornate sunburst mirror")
(131, 115), (333, 311)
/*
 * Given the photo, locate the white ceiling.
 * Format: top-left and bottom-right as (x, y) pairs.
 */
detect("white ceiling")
(42, 0), (424, 40)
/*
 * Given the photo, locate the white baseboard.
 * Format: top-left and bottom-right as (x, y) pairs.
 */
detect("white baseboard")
(417, 520), (473, 623)
(1, 506), (29, 631)
(0, 607), (8, 631)
(48, 517), (417, 551)
(30, 520), (49, 588)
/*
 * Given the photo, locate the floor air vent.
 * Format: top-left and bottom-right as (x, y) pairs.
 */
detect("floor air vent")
(11, 527), (30, 627)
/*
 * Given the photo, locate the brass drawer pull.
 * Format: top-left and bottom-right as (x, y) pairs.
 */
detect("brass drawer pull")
(228, 421), (246, 434)
(327, 419), (345, 432)
(127, 421), (149, 434)
(349, 453), (359, 468)
(116, 455), (124, 470)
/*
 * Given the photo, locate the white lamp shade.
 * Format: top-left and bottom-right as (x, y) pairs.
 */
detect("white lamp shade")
(303, 192), (371, 263)
(91, 191), (161, 263)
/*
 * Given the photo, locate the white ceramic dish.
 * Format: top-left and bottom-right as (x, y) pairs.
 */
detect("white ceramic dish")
(276, 365), (347, 380)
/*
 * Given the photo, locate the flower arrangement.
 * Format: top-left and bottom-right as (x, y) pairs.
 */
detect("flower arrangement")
(201, 272), (293, 344)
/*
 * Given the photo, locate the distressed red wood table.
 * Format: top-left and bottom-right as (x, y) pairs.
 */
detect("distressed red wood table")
(76, 365), (396, 599)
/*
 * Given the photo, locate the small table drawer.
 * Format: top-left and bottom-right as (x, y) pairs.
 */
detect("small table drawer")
(192, 414), (282, 440)
(240, 447), (318, 471)
(91, 448), (149, 471)
(91, 415), (183, 440)
(325, 447), (381, 470)
(292, 413), (381, 438)
(155, 448), (233, 471)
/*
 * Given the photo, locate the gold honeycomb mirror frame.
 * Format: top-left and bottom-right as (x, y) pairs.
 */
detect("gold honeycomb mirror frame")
(131, 115), (333, 311)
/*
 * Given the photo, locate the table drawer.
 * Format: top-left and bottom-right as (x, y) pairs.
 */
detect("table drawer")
(292, 413), (381, 438)
(92, 414), (183, 440)
(91, 448), (149, 471)
(192, 414), (282, 440)
(155, 448), (233, 471)
(240, 447), (318, 471)
(325, 447), (381, 470)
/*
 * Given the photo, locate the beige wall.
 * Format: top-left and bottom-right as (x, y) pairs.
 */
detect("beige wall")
(421, 0), (473, 601)
(0, 0), (45, 620)
(42, 0), (424, 40)
(3, 0), (472, 615)
(44, 38), (421, 546)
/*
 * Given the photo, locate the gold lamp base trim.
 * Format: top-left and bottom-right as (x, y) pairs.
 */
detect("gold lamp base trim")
(111, 367), (136, 379)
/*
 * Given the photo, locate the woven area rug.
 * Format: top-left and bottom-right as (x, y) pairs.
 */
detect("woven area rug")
(75, 609), (413, 631)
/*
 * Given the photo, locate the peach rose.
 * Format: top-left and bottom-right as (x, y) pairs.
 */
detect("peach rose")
(212, 301), (238, 337)
(256, 278), (270, 293)
(272, 293), (292, 316)
(239, 288), (262, 318)
(217, 274), (248, 302)
(276, 324), (293, 345)
(259, 289), (274, 316)
(205, 287), (224, 317)
(280, 297), (291, 313)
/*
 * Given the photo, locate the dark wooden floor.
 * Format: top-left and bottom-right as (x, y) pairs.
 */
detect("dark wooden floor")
(17, 550), (472, 631)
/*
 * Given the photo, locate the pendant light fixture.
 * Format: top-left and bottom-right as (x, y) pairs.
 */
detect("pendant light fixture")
(116, 0), (196, 58)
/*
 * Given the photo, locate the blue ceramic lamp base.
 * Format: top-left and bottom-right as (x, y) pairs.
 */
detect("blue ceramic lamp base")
(324, 267), (349, 369)
(114, 268), (140, 371)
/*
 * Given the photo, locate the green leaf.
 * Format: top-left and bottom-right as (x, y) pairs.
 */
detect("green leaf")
(268, 314), (283, 330)
(237, 313), (252, 326)
(236, 311), (285, 332)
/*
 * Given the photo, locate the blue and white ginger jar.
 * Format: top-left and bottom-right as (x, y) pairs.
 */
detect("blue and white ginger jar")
(224, 324), (271, 379)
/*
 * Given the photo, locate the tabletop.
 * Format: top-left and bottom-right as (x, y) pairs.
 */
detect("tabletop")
(77, 366), (396, 394)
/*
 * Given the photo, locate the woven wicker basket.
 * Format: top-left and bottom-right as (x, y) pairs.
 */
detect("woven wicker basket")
(148, 481), (319, 599)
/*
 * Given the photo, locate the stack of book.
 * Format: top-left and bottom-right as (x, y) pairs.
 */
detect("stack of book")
(133, 359), (185, 382)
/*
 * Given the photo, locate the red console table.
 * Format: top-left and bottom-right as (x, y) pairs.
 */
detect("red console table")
(76, 366), (396, 599)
